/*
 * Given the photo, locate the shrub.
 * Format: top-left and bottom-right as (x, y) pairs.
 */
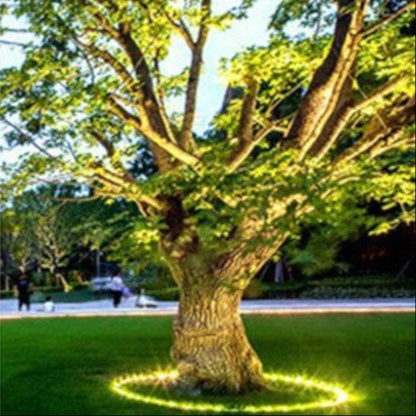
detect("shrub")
(243, 279), (265, 299)
(148, 287), (179, 301)
(262, 275), (415, 299)
(0, 290), (15, 299)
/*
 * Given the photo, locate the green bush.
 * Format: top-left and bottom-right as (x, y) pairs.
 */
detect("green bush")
(72, 282), (91, 291)
(309, 275), (415, 289)
(33, 286), (62, 293)
(0, 290), (15, 299)
(143, 276), (415, 301)
(301, 286), (415, 299)
(243, 279), (265, 299)
(262, 275), (415, 299)
(262, 281), (307, 299)
(137, 264), (174, 291)
(31, 271), (47, 286)
(148, 287), (179, 301)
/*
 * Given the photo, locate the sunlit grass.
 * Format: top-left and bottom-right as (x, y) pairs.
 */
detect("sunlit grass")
(1, 314), (414, 415)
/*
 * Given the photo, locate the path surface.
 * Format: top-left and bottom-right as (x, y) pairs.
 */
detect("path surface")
(0, 298), (414, 319)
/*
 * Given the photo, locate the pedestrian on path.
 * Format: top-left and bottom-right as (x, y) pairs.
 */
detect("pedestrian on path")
(110, 271), (124, 308)
(16, 275), (32, 312)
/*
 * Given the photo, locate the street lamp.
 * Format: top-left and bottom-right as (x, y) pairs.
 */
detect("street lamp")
(96, 251), (103, 277)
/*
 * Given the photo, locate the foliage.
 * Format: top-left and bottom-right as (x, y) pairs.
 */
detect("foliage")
(259, 274), (415, 299)
(0, 0), (414, 282)
(242, 278), (265, 299)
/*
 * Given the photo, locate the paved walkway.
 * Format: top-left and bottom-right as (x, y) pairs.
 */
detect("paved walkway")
(0, 298), (414, 319)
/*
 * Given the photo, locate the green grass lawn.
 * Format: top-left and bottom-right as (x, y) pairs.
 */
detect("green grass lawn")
(1, 314), (415, 415)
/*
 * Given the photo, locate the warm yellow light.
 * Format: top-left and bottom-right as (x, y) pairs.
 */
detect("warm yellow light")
(111, 370), (353, 414)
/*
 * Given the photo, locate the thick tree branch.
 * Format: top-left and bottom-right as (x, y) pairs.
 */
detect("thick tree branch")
(116, 29), (182, 170)
(108, 95), (143, 130)
(77, 40), (136, 91)
(87, 128), (162, 209)
(180, 0), (212, 149)
(238, 79), (260, 144)
(214, 193), (310, 283)
(85, 0), (208, 173)
(85, 3), (179, 172)
(116, 26), (155, 102)
(153, 51), (177, 144)
(287, 0), (370, 154)
(214, 235), (288, 284)
(91, 165), (165, 211)
(108, 96), (201, 168)
(88, 130), (115, 157)
(312, 76), (406, 160)
(368, 130), (415, 159)
(79, 42), (177, 157)
(227, 80), (261, 173)
(339, 95), (415, 163)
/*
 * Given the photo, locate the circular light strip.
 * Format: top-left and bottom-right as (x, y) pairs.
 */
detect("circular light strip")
(111, 370), (351, 414)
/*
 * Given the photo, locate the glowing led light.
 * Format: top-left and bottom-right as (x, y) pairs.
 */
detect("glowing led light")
(111, 370), (353, 414)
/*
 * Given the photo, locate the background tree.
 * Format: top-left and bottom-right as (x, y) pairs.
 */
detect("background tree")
(0, 206), (38, 284)
(1, 0), (415, 393)
(0, 185), (131, 290)
(34, 201), (79, 292)
(1, 187), (83, 290)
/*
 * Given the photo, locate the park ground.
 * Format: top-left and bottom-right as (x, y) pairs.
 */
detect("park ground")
(0, 298), (414, 318)
(1, 313), (415, 416)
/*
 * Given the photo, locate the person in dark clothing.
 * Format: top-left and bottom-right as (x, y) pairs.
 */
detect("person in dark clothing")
(16, 276), (31, 312)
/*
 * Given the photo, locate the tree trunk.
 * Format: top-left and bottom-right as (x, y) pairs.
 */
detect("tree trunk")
(169, 258), (264, 394)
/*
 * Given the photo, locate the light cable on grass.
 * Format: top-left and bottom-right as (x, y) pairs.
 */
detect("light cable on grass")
(111, 369), (352, 414)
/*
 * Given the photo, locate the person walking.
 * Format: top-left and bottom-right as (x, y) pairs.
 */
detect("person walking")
(109, 271), (124, 308)
(16, 275), (32, 312)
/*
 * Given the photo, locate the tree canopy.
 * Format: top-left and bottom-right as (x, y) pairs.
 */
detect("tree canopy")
(0, 0), (414, 298)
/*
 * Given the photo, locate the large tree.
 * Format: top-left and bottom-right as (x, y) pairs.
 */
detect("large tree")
(1, 0), (415, 392)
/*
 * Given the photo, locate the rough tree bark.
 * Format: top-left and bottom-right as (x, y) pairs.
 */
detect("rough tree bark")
(160, 206), (282, 393)
(166, 253), (265, 393)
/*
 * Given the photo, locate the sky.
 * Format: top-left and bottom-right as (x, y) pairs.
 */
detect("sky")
(0, 0), (277, 136)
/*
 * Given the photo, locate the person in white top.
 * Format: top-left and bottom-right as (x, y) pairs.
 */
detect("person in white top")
(44, 296), (55, 313)
(110, 272), (124, 308)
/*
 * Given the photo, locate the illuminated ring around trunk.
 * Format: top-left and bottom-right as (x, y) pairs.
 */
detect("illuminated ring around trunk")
(111, 370), (351, 414)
